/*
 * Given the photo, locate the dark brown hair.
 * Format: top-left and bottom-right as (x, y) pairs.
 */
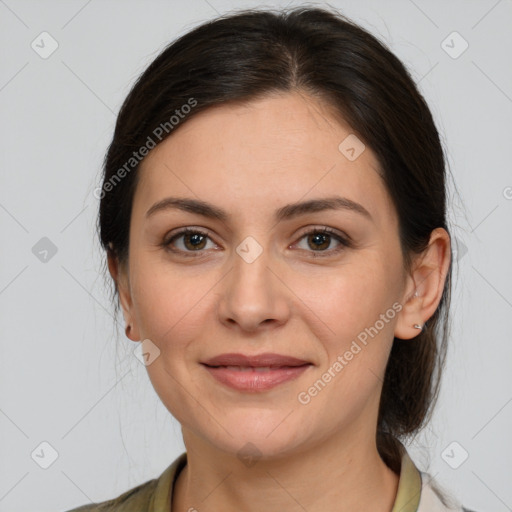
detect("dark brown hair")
(97, 5), (453, 472)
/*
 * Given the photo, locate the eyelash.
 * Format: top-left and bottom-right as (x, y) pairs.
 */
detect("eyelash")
(161, 226), (352, 259)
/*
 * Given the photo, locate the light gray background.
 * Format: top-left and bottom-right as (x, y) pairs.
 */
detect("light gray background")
(1, 0), (511, 511)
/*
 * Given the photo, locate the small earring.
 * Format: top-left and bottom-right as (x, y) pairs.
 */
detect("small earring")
(125, 324), (131, 337)
(413, 324), (423, 330)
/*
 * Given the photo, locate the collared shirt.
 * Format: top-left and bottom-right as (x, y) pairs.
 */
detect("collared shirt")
(66, 448), (471, 511)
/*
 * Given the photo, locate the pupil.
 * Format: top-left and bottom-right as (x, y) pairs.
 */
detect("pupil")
(310, 233), (328, 250)
(188, 233), (205, 249)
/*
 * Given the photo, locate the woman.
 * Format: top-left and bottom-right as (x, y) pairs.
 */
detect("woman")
(69, 6), (476, 511)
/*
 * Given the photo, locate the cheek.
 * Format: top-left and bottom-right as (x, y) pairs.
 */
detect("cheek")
(132, 268), (212, 420)
(294, 258), (399, 396)
(132, 263), (209, 343)
(291, 272), (397, 431)
(296, 258), (396, 340)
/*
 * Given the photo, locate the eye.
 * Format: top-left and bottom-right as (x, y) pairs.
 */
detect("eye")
(161, 226), (352, 258)
(292, 226), (351, 257)
(162, 227), (217, 256)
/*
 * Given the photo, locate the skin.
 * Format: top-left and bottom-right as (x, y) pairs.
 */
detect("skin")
(108, 90), (451, 512)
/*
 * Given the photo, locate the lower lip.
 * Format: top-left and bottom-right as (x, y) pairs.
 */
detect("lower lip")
(202, 364), (312, 391)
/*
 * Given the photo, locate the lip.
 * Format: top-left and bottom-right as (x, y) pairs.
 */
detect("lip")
(201, 352), (311, 367)
(201, 353), (313, 392)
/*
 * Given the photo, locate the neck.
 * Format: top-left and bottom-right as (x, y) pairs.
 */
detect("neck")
(172, 428), (400, 512)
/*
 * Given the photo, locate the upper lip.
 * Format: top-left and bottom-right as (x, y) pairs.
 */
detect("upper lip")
(202, 353), (311, 367)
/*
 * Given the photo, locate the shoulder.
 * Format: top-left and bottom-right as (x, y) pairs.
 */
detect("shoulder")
(64, 452), (187, 512)
(418, 472), (479, 512)
(64, 477), (158, 511)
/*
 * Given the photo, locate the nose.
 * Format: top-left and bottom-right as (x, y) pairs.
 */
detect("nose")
(216, 241), (291, 333)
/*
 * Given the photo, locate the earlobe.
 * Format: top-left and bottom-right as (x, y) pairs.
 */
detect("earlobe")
(394, 228), (451, 340)
(394, 292), (425, 340)
(107, 251), (141, 342)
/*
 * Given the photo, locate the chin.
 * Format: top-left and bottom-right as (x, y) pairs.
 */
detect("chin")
(201, 412), (311, 461)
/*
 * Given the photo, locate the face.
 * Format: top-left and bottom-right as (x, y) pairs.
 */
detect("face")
(115, 91), (414, 459)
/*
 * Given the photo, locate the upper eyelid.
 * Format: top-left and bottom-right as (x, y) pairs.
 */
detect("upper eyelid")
(165, 225), (349, 250)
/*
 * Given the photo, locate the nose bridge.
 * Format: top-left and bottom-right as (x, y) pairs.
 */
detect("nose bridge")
(217, 234), (288, 330)
(235, 237), (271, 286)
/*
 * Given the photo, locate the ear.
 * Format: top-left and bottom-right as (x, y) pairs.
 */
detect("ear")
(394, 228), (451, 340)
(107, 249), (141, 342)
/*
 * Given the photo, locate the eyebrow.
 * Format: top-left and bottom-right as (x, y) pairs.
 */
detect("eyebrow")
(145, 195), (373, 223)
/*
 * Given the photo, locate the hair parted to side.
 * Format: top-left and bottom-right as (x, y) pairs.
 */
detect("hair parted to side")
(97, 5), (453, 472)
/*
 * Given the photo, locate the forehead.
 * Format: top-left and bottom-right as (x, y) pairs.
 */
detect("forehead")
(134, 91), (395, 226)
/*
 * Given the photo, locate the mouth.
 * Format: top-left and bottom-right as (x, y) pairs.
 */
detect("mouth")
(200, 353), (313, 392)
(201, 352), (312, 368)
(202, 364), (311, 372)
